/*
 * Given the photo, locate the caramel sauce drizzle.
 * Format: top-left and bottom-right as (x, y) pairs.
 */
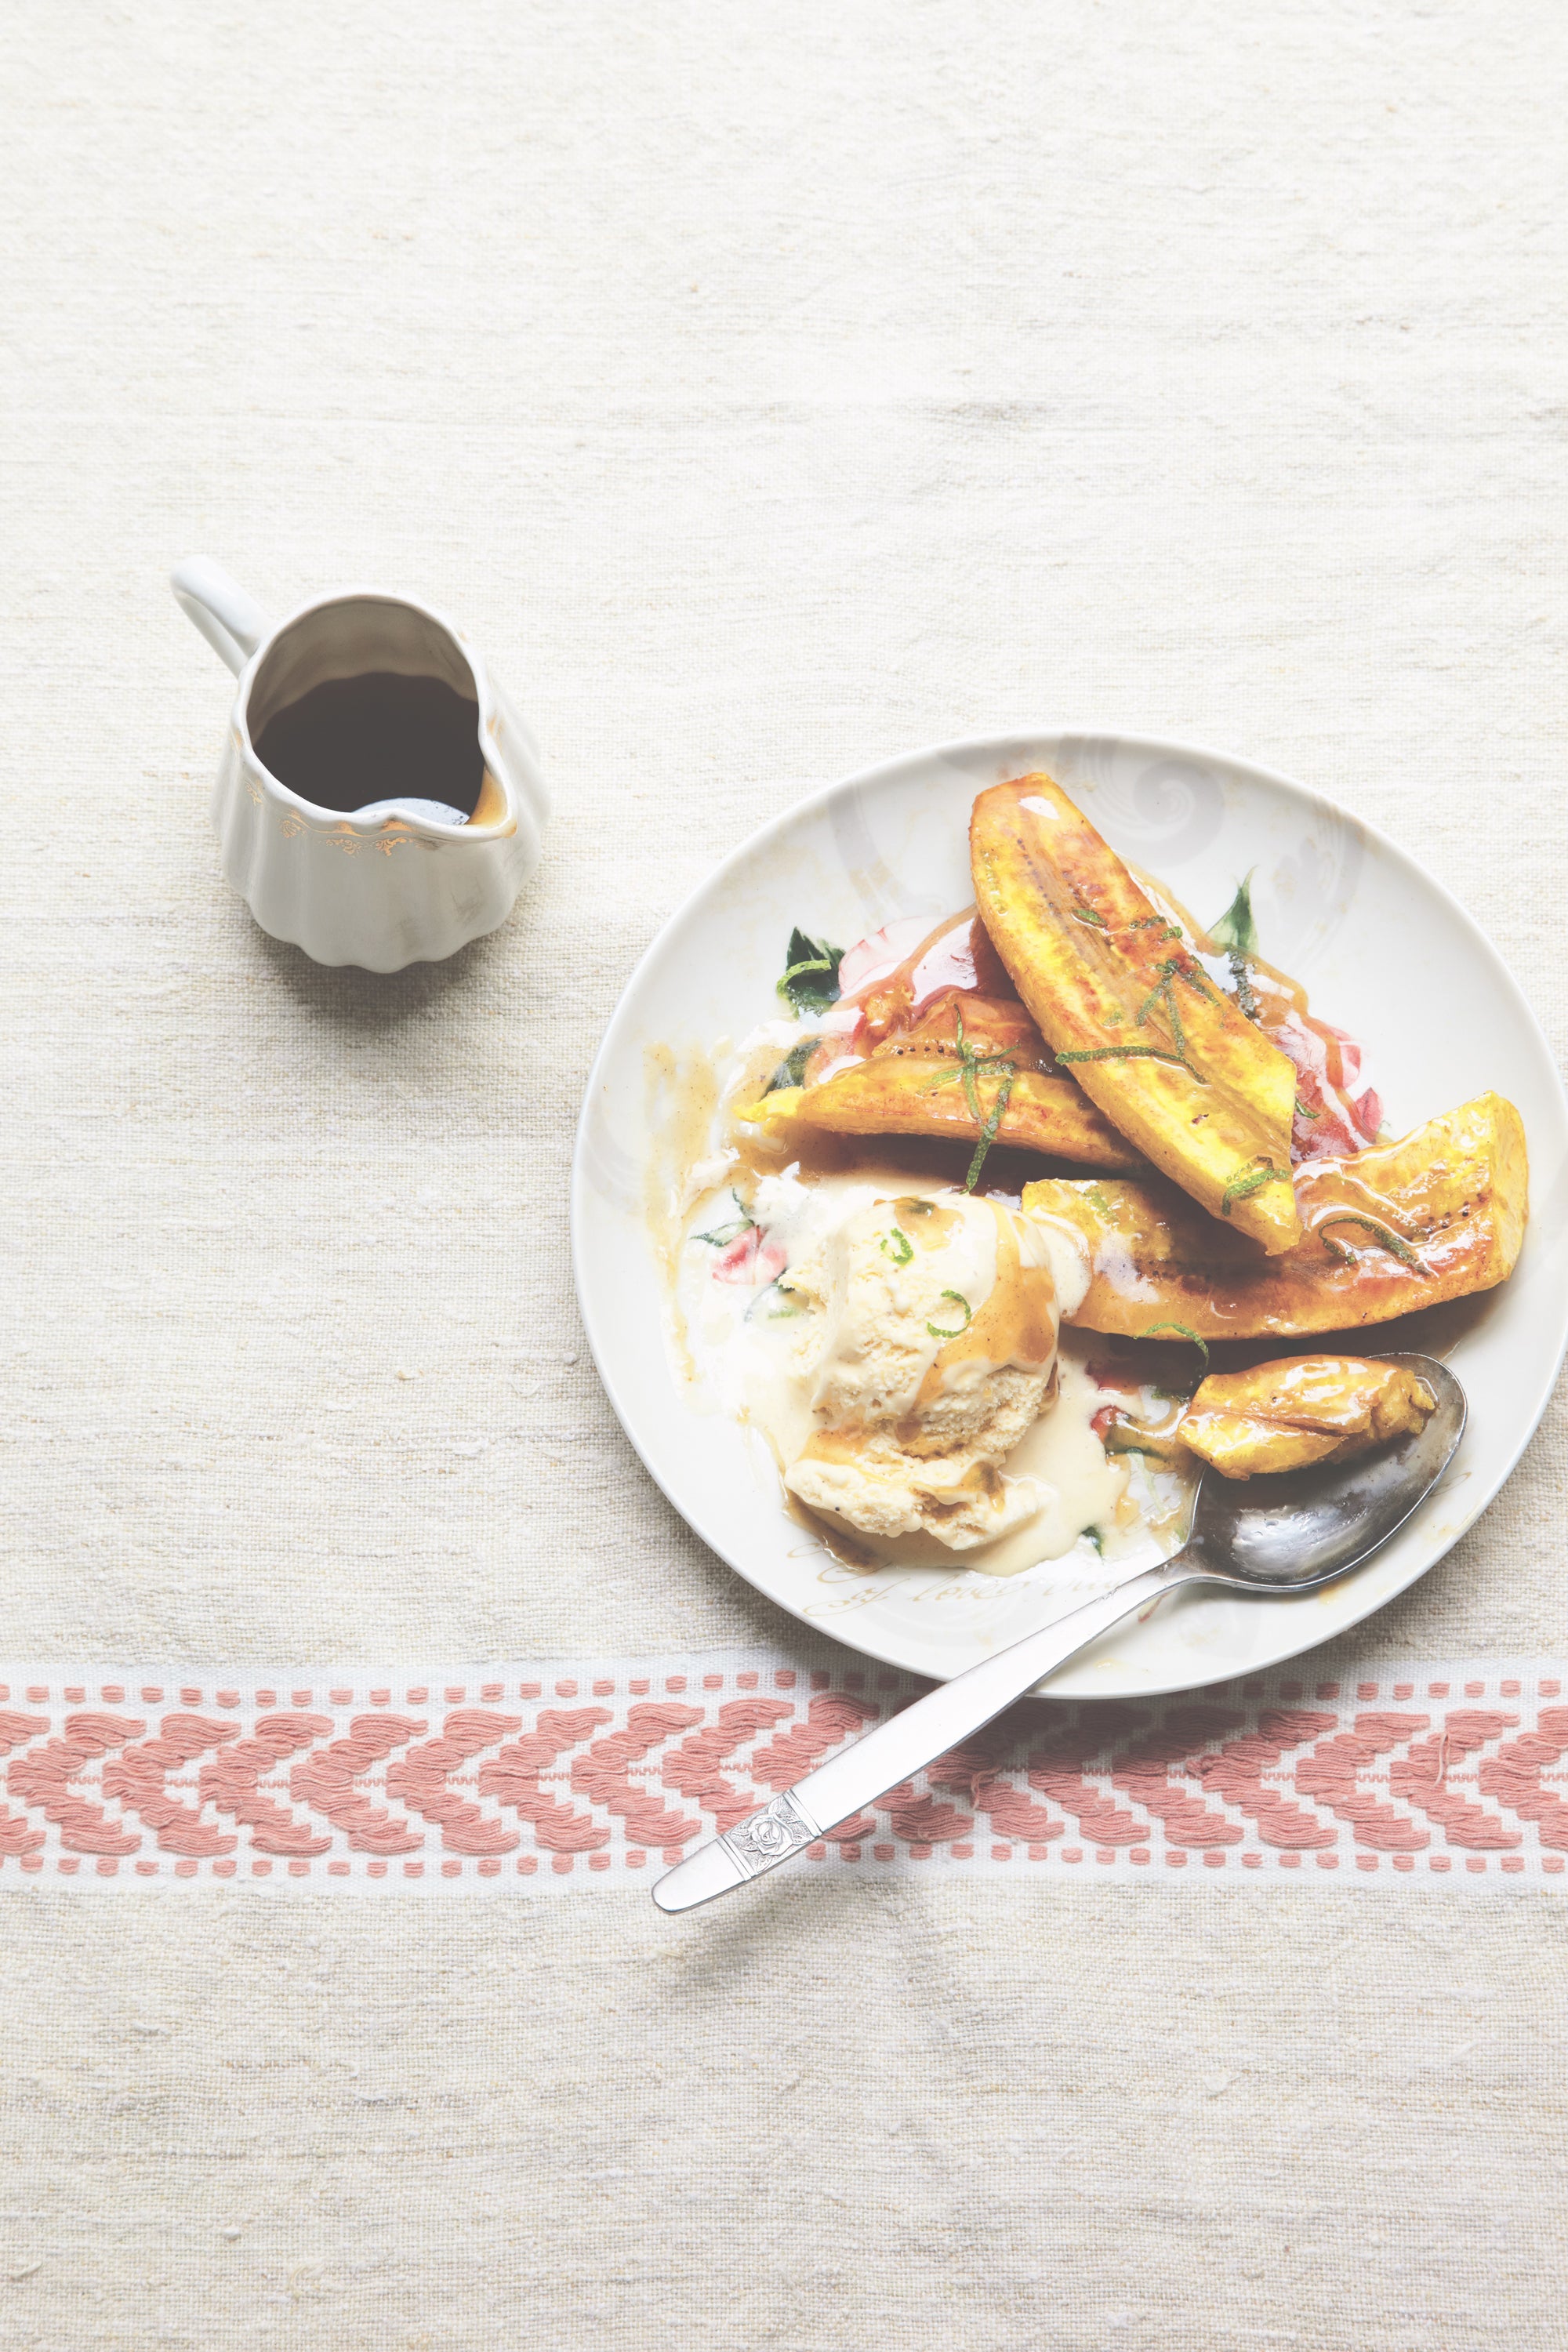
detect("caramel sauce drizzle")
(792, 1200), (1058, 1474)
(913, 1202), (1057, 1411)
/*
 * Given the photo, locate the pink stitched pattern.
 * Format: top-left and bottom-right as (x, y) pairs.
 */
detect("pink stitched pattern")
(201, 1715), (335, 1857)
(0, 1658), (1563, 1889)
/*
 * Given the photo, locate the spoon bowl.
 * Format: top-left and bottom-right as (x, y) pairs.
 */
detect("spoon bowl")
(1181, 1351), (1467, 1592)
(653, 1351), (1468, 1913)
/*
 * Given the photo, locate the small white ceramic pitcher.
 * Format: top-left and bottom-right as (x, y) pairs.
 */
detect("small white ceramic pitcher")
(172, 557), (549, 971)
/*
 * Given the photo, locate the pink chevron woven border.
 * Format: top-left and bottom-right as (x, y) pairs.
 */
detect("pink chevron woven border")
(0, 1653), (1565, 1892)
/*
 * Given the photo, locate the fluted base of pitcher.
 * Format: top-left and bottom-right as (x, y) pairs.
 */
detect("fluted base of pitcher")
(212, 740), (543, 971)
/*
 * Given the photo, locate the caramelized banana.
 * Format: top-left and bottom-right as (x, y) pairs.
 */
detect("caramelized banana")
(749, 1058), (1148, 1171)
(1023, 1094), (1527, 1339)
(1178, 1356), (1436, 1478)
(971, 775), (1301, 1251)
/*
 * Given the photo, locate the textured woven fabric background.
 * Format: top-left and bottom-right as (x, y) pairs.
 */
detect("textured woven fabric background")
(2, 3), (1566, 2344)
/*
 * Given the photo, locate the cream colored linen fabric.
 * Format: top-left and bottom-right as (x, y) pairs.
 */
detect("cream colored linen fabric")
(2, 2), (1566, 2343)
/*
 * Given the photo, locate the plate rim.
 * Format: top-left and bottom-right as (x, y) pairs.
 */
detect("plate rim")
(572, 725), (1568, 1694)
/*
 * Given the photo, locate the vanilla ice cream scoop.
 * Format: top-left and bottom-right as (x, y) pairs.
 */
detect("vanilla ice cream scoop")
(782, 1192), (1062, 1550)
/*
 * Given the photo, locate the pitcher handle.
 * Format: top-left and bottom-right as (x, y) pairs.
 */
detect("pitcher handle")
(170, 557), (272, 677)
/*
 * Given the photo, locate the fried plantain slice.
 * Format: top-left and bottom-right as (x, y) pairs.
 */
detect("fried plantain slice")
(971, 774), (1301, 1252)
(1022, 1093), (1527, 1340)
(1178, 1356), (1436, 1479)
(747, 1055), (1149, 1171)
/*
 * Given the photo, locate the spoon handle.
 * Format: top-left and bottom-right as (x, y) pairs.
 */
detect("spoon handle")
(652, 1561), (1192, 1913)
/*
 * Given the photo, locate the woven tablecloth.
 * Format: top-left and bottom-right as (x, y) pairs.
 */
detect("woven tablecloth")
(3, 5), (1566, 2345)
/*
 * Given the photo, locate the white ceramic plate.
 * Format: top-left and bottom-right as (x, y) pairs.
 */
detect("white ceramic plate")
(572, 732), (1568, 1696)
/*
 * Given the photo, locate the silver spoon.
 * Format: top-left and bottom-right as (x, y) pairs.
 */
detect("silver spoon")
(652, 1351), (1465, 1913)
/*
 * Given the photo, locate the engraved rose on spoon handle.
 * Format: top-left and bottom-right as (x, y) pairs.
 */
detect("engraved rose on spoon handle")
(720, 1791), (820, 1876)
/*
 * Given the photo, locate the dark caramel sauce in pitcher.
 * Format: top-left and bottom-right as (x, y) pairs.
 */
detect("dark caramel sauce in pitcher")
(254, 673), (485, 818)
